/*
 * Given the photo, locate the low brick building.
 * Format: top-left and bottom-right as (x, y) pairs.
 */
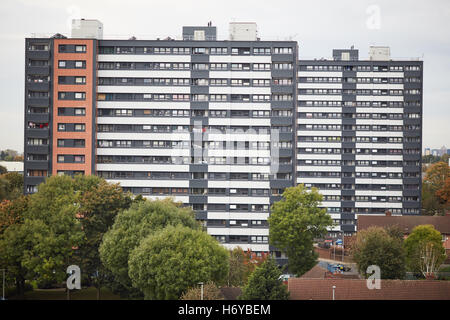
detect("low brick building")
(288, 278), (450, 300)
(357, 214), (450, 260)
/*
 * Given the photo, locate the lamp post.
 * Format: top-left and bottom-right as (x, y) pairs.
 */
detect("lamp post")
(198, 282), (204, 300)
(332, 285), (336, 300)
(333, 235), (336, 260)
(1, 269), (5, 300)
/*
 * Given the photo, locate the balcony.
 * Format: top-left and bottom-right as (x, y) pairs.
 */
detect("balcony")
(27, 66), (50, 76)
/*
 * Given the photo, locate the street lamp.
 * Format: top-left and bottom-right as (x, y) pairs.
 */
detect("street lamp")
(198, 282), (204, 300)
(1, 269), (5, 300)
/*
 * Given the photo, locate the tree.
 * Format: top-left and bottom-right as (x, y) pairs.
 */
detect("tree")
(227, 247), (248, 287)
(422, 183), (443, 216)
(0, 172), (24, 200)
(128, 225), (229, 300)
(0, 223), (31, 296)
(180, 281), (224, 300)
(20, 179), (84, 288)
(69, 175), (134, 299)
(404, 225), (447, 278)
(226, 248), (269, 287)
(0, 165), (6, 174)
(0, 196), (29, 233)
(436, 176), (450, 212)
(99, 198), (200, 294)
(385, 225), (405, 241)
(422, 161), (450, 215)
(243, 250), (269, 282)
(351, 226), (406, 279)
(0, 196), (83, 293)
(0, 178), (10, 201)
(240, 258), (289, 300)
(0, 175), (135, 295)
(268, 184), (333, 276)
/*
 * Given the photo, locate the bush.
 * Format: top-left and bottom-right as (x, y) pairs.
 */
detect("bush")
(180, 282), (224, 300)
(5, 283), (33, 298)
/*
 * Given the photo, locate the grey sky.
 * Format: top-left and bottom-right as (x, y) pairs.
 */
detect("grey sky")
(1, 0), (449, 152)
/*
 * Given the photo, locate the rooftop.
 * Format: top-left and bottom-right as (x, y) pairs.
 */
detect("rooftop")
(288, 278), (450, 300)
(357, 215), (450, 235)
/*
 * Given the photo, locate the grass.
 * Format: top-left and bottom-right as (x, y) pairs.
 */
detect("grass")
(9, 286), (123, 300)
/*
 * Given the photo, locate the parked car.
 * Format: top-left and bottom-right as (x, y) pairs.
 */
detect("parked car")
(279, 274), (295, 284)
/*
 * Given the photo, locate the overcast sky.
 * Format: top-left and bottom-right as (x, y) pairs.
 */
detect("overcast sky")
(1, 0), (449, 152)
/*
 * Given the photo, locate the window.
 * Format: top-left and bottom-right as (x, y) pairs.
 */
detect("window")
(74, 124), (85, 131)
(173, 47), (190, 54)
(75, 77), (86, 84)
(253, 48), (271, 55)
(58, 124), (66, 131)
(75, 45), (87, 52)
(75, 108), (86, 115)
(193, 47), (208, 54)
(58, 60), (66, 68)
(74, 139), (85, 147)
(210, 47), (227, 54)
(253, 63), (270, 71)
(193, 30), (205, 41)
(75, 61), (85, 68)
(74, 155), (85, 163)
(74, 92), (86, 100)
(273, 63), (292, 70)
(273, 47), (292, 54)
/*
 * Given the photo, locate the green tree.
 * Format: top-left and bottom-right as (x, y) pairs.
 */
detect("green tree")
(70, 175), (134, 299)
(0, 178), (10, 201)
(0, 174), (132, 294)
(268, 184), (332, 276)
(352, 226), (406, 279)
(0, 196), (30, 296)
(128, 225), (229, 300)
(240, 258), (289, 300)
(0, 172), (24, 200)
(404, 225), (447, 278)
(99, 198), (200, 294)
(227, 247), (248, 287)
(0, 222), (30, 296)
(422, 183), (444, 216)
(0, 165), (6, 174)
(21, 176), (84, 288)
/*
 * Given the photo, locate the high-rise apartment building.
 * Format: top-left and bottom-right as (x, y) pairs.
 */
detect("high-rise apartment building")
(24, 21), (297, 256)
(297, 47), (423, 237)
(23, 20), (423, 256)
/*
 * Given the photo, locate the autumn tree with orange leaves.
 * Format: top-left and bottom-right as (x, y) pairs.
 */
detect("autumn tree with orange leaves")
(226, 247), (269, 287)
(422, 161), (450, 215)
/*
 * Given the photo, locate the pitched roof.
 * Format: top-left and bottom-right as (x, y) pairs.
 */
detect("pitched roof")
(357, 215), (450, 234)
(300, 264), (327, 279)
(220, 287), (242, 300)
(288, 278), (450, 300)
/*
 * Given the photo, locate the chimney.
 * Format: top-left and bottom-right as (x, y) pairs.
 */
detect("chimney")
(385, 210), (392, 217)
